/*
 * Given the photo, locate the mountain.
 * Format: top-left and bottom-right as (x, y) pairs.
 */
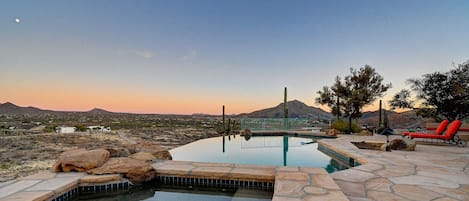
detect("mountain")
(0, 102), (116, 116)
(0, 102), (48, 115)
(241, 100), (333, 120)
(359, 110), (427, 129)
(87, 108), (114, 115)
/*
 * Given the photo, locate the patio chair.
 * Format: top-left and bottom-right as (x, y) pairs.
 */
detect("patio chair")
(402, 120), (449, 136)
(407, 119), (466, 147)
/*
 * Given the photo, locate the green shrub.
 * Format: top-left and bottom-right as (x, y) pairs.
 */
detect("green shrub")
(331, 119), (361, 133)
(42, 126), (55, 133)
(75, 125), (87, 132)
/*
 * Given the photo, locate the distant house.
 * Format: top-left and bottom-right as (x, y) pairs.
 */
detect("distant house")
(56, 126), (76, 133)
(87, 126), (111, 133)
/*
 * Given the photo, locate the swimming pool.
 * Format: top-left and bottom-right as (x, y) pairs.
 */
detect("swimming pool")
(170, 134), (349, 173)
(80, 184), (273, 201)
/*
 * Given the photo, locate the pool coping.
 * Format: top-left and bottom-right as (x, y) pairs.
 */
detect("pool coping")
(0, 159), (350, 201)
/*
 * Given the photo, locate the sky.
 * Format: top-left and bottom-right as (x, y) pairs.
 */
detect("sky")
(1, 0), (468, 114)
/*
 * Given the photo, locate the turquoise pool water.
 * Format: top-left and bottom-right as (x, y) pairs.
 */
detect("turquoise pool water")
(170, 135), (348, 173)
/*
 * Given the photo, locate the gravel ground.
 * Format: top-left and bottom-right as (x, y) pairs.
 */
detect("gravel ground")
(0, 128), (222, 182)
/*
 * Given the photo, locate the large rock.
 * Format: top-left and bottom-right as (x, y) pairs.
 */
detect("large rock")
(129, 152), (157, 161)
(388, 138), (416, 151)
(87, 157), (155, 184)
(127, 141), (172, 160)
(326, 129), (340, 136)
(153, 150), (172, 160)
(103, 146), (130, 157)
(358, 130), (373, 136)
(127, 141), (166, 154)
(53, 149), (110, 172)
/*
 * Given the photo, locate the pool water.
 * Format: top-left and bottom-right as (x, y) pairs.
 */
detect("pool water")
(79, 185), (272, 201)
(170, 135), (347, 173)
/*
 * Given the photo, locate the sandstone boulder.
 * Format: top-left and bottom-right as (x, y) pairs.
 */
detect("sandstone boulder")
(129, 152), (157, 161)
(326, 129), (340, 136)
(126, 141), (172, 160)
(127, 141), (166, 154)
(53, 149), (110, 172)
(388, 138), (416, 151)
(358, 130), (373, 136)
(153, 150), (172, 160)
(87, 157), (155, 184)
(104, 146), (130, 157)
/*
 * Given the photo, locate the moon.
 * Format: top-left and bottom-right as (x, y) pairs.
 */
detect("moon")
(15, 18), (21, 24)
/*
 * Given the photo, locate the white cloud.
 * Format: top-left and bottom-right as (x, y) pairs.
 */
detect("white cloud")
(134, 50), (154, 59)
(182, 49), (197, 61)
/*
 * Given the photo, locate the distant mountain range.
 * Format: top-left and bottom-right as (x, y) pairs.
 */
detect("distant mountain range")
(0, 102), (115, 116)
(0, 101), (425, 128)
(0, 102), (53, 115)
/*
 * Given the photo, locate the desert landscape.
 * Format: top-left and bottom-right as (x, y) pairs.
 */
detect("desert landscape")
(0, 100), (429, 183)
(0, 128), (224, 182)
(0, 102), (227, 182)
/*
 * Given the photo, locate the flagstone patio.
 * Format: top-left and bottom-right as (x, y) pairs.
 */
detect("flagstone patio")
(321, 135), (469, 201)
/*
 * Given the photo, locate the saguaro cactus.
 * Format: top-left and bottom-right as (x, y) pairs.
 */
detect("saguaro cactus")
(222, 105), (225, 132)
(284, 87), (288, 118)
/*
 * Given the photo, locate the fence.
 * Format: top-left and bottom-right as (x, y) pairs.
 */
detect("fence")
(240, 118), (310, 131)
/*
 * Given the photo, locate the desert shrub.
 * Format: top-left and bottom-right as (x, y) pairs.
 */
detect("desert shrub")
(75, 125), (87, 132)
(331, 119), (361, 133)
(42, 126), (55, 133)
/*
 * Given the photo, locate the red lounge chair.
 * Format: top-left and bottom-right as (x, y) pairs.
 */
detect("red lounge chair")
(408, 120), (466, 147)
(402, 120), (449, 136)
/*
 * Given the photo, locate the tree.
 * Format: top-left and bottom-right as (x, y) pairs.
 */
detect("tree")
(316, 65), (391, 133)
(390, 61), (469, 121)
(389, 89), (413, 109)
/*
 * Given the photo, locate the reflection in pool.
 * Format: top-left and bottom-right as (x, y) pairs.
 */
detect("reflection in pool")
(170, 135), (348, 173)
(80, 185), (273, 201)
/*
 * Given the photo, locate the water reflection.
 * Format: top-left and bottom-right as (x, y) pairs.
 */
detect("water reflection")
(283, 136), (288, 166)
(172, 135), (347, 172)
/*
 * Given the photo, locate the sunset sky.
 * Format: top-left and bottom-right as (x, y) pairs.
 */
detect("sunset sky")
(1, 0), (468, 114)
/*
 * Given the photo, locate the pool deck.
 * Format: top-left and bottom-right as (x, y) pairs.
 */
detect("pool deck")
(0, 161), (348, 201)
(322, 135), (469, 201)
(1, 134), (468, 201)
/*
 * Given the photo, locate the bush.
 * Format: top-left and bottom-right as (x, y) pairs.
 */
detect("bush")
(331, 119), (361, 133)
(75, 125), (87, 132)
(42, 126), (55, 133)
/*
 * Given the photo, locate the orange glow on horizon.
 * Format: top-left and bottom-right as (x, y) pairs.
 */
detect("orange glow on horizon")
(1, 76), (397, 115)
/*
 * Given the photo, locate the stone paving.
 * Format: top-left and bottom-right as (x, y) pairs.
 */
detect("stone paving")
(152, 160), (349, 201)
(0, 172), (123, 201)
(320, 135), (469, 201)
(0, 160), (349, 201)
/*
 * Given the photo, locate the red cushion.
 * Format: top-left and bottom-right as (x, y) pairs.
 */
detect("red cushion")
(409, 133), (445, 139)
(403, 120), (449, 136)
(442, 120), (462, 138)
(409, 120), (461, 140)
(434, 120), (449, 134)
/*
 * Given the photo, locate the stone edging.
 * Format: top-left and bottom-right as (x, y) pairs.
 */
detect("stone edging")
(0, 158), (352, 201)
